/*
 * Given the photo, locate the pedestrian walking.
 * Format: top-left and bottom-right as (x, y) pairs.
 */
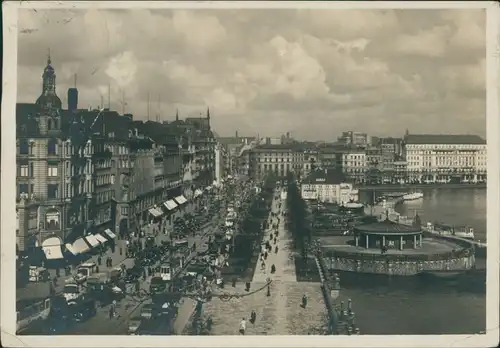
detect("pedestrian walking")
(250, 310), (257, 324)
(97, 256), (102, 266)
(239, 318), (246, 335)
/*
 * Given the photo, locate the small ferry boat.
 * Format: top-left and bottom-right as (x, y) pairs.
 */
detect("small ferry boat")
(402, 191), (424, 201)
(420, 270), (464, 279)
(384, 192), (407, 198)
(426, 222), (475, 240)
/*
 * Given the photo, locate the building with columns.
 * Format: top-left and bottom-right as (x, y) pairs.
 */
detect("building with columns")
(404, 134), (487, 183)
(248, 143), (311, 180)
(354, 219), (423, 250)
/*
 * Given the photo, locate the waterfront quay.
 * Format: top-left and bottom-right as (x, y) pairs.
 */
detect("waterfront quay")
(314, 200), (477, 277)
(358, 183), (486, 191)
(199, 190), (328, 335)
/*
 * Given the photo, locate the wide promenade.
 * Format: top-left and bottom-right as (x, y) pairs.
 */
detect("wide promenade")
(358, 183), (486, 191)
(202, 189), (328, 335)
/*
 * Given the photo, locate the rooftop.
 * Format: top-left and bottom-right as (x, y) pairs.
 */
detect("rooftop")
(355, 218), (422, 235)
(404, 134), (486, 145)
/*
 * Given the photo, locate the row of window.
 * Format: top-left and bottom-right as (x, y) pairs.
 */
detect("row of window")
(19, 140), (57, 155)
(96, 190), (115, 205)
(406, 144), (486, 150)
(18, 140), (95, 158)
(343, 162), (365, 167)
(18, 164), (58, 178)
(96, 174), (115, 186)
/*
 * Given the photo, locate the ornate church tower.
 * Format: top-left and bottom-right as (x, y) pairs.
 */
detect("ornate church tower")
(35, 50), (62, 135)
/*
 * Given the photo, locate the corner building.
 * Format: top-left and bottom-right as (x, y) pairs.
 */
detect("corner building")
(404, 134), (487, 184)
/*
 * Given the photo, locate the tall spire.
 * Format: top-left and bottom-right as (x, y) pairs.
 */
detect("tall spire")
(176, 108), (179, 121)
(37, 50), (62, 109)
(206, 106), (210, 120)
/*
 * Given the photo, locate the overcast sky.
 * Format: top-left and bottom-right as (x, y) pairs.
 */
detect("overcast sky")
(16, 7), (486, 140)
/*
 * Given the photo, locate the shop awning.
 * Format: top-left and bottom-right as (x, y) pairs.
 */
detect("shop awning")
(149, 208), (163, 217)
(95, 234), (108, 244)
(85, 235), (100, 248)
(194, 189), (203, 198)
(65, 243), (78, 256)
(72, 238), (90, 255)
(104, 229), (117, 239)
(164, 200), (178, 211)
(41, 237), (64, 260)
(174, 195), (188, 205)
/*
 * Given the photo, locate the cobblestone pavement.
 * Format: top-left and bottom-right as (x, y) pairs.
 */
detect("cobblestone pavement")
(202, 189), (327, 335)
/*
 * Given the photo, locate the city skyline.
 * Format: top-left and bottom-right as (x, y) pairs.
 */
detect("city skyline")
(17, 7), (486, 140)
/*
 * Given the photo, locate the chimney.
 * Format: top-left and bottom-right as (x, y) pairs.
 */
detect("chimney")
(67, 87), (78, 114)
(236, 130), (239, 138)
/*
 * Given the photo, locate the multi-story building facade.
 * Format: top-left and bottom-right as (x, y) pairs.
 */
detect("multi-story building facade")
(214, 142), (228, 185)
(16, 57), (217, 259)
(303, 149), (318, 178)
(249, 144), (315, 180)
(341, 150), (367, 184)
(338, 131), (368, 147)
(218, 132), (257, 175)
(393, 160), (408, 184)
(300, 169), (357, 204)
(404, 134), (487, 183)
(317, 146), (342, 171)
(16, 56), (86, 258)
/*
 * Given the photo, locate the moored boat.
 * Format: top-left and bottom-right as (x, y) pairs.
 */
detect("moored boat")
(426, 222), (475, 240)
(402, 192), (424, 201)
(420, 270), (465, 278)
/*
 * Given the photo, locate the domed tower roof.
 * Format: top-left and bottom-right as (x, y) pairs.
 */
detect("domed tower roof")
(36, 51), (62, 111)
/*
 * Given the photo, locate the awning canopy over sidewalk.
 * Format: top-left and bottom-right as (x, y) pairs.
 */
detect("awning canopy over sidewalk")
(42, 237), (64, 260)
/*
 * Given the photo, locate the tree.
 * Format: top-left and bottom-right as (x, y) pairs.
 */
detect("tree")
(286, 173), (310, 261)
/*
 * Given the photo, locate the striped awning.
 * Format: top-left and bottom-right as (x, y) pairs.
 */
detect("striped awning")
(164, 200), (178, 211)
(85, 235), (100, 248)
(174, 195), (188, 205)
(194, 189), (203, 198)
(42, 237), (64, 260)
(104, 229), (117, 239)
(72, 238), (91, 254)
(149, 208), (163, 217)
(94, 234), (108, 244)
(65, 243), (78, 256)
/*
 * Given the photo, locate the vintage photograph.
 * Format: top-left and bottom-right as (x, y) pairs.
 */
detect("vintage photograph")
(2, 1), (499, 347)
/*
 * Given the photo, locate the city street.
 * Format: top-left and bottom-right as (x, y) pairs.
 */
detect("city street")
(68, 215), (221, 335)
(65, 179), (249, 335)
(202, 188), (327, 335)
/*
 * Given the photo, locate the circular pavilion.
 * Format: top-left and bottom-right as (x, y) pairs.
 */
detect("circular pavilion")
(354, 218), (423, 250)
